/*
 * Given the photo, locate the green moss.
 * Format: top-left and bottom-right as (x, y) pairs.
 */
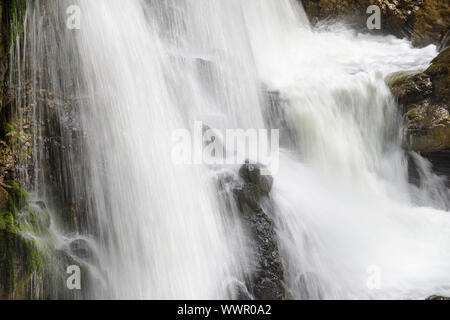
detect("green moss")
(241, 202), (254, 216)
(252, 183), (262, 199)
(6, 180), (32, 215)
(18, 210), (40, 235)
(18, 206), (51, 237)
(0, 180), (56, 299)
(4, 122), (15, 133)
(2, 122), (19, 143)
(0, 209), (16, 233)
(8, 235), (50, 299)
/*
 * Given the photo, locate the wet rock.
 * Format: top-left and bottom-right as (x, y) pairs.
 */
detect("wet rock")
(245, 209), (286, 300)
(235, 183), (261, 214)
(52, 249), (94, 299)
(300, 0), (449, 48)
(70, 239), (93, 259)
(426, 295), (450, 300)
(405, 104), (450, 152)
(234, 163), (286, 300)
(239, 162), (274, 195)
(387, 48), (450, 153)
(386, 71), (433, 108)
(411, 0), (450, 48)
(300, 0), (423, 39)
(0, 196), (54, 299)
(300, 0), (371, 29)
(426, 48), (450, 105)
(422, 149), (450, 186)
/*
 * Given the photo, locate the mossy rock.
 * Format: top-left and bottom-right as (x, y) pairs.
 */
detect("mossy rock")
(6, 180), (31, 214)
(0, 229), (49, 299)
(0, 181), (56, 299)
(235, 183), (261, 215)
(233, 163), (286, 300)
(239, 163), (274, 195)
(0, 209), (15, 233)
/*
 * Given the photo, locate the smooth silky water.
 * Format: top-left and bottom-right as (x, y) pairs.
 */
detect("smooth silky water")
(11, 0), (450, 299)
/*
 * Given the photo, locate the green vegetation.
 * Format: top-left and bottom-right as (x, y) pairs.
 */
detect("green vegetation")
(0, 180), (52, 299)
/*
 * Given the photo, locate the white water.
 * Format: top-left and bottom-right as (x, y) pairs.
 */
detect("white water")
(19, 0), (450, 299)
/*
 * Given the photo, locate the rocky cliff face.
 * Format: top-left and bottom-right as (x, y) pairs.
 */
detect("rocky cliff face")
(412, 0), (450, 48)
(300, 0), (449, 48)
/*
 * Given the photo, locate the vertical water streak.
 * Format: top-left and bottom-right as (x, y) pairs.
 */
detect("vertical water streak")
(9, 0), (450, 300)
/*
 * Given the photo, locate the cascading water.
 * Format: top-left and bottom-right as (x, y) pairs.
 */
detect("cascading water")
(10, 0), (450, 299)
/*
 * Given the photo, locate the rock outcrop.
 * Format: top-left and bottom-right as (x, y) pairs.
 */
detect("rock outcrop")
(387, 48), (450, 153)
(299, 0), (449, 48)
(411, 0), (450, 48)
(234, 163), (286, 300)
(405, 104), (450, 152)
(387, 71), (433, 108)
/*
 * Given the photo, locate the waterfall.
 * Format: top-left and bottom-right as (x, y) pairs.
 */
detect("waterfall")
(10, 0), (450, 299)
